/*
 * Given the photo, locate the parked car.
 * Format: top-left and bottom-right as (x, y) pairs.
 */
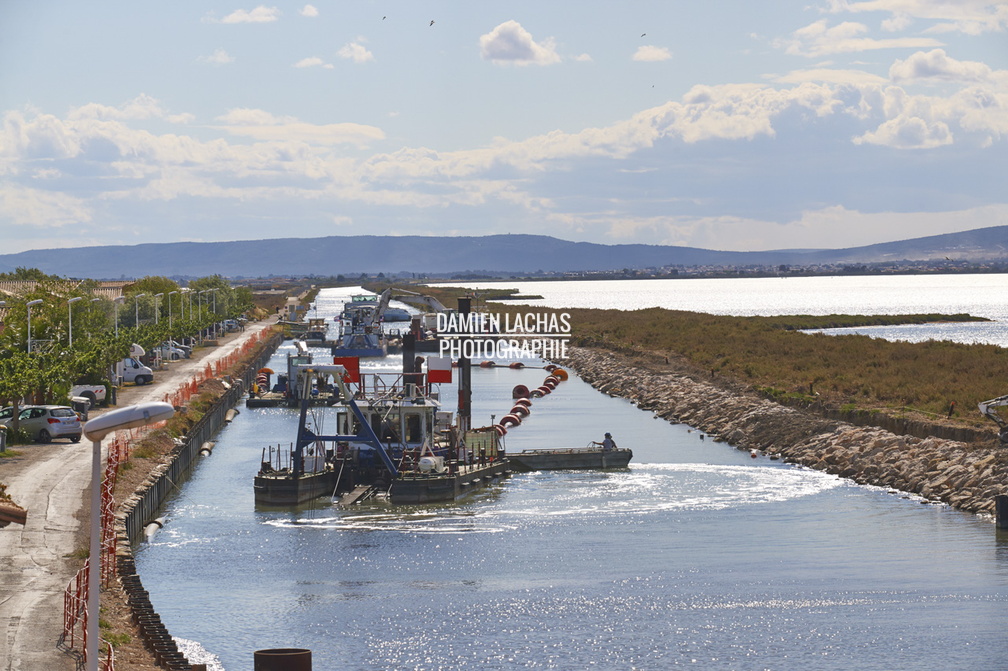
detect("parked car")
(166, 339), (192, 358)
(70, 383), (107, 408)
(153, 342), (187, 361)
(0, 406), (17, 427)
(16, 405), (82, 443)
(223, 319), (239, 332)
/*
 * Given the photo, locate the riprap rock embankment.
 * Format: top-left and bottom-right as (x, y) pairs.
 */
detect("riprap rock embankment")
(563, 347), (1006, 517)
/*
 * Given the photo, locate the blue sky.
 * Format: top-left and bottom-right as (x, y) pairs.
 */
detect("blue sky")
(1, 1), (1006, 256)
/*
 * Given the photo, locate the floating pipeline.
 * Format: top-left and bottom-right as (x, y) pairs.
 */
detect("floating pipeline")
(490, 368), (568, 437)
(560, 346), (1008, 518)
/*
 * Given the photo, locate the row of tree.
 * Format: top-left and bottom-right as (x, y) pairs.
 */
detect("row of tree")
(0, 269), (254, 414)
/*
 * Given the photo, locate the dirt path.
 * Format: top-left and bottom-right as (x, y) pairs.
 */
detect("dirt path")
(0, 318), (277, 671)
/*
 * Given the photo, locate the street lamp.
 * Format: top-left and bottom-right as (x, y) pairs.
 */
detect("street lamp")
(113, 297), (124, 338)
(82, 402), (175, 671)
(68, 297), (83, 348)
(153, 293), (164, 325)
(134, 294), (146, 328)
(26, 299), (43, 353)
(168, 291), (177, 329)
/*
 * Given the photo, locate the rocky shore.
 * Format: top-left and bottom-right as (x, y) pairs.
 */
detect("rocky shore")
(562, 346), (1007, 518)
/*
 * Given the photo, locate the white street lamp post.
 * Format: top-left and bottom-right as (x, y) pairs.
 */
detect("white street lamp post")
(82, 402), (175, 671)
(134, 294), (145, 328)
(168, 291), (177, 330)
(113, 297), (124, 338)
(153, 293), (163, 325)
(26, 299), (43, 353)
(68, 296), (83, 348)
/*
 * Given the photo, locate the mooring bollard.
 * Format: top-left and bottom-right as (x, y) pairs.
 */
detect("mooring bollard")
(996, 495), (1008, 530)
(254, 648), (312, 671)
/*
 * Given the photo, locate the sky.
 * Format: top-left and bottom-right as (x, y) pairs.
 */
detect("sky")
(0, 1), (1006, 256)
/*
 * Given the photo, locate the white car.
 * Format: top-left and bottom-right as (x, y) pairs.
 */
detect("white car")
(70, 383), (106, 408)
(154, 342), (187, 361)
(15, 405), (82, 443)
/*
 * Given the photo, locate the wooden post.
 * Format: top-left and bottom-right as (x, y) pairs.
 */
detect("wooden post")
(996, 495), (1008, 530)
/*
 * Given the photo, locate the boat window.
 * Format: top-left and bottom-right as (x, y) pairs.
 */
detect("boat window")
(406, 414), (422, 442)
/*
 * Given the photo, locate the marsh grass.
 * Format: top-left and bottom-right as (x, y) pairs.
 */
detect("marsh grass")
(376, 283), (1003, 427)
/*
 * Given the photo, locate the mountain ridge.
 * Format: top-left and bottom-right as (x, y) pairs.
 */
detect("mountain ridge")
(2, 226), (1006, 279)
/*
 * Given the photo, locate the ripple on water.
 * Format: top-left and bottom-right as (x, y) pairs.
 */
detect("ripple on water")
(258, 464), (841, 536)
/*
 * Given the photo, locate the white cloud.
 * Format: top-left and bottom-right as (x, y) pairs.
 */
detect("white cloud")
(294, 57), (331, 69)
(833, 0), (1008, 35)
(632, 45), (672, 62)
(221, 6), (280, 24)
(0, 183), (92, 229)
(772, 68), (888, 86)
(337, 42), (374, 64)
(300, 5), (318, 18)
(200, 48), (235, 65)
(479, 20), (561, 66)
(215, 108), (384, 146)
(854, 114), (953, 148)
(889, 49), (993, 83)
(776, 19), (943, 57)
(574, 53), (593, 63)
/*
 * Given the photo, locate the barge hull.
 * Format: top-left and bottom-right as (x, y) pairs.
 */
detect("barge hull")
(508, 448), (633, 472)
(389, 460), (509, 504)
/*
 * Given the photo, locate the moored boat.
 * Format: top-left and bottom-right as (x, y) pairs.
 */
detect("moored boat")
(508, 445), (633, 472)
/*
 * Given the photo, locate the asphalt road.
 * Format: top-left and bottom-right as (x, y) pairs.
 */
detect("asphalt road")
(0, 318), (276, 671)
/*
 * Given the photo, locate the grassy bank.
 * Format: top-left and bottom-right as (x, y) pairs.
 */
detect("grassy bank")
(373, 282), (1004, 432)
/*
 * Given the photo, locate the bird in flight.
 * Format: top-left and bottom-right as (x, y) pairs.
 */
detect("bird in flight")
(430, 19), (435, 26)
(641, 33), (646, 37)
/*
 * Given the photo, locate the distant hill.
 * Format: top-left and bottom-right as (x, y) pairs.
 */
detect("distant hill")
(1, 227), (1007, 280)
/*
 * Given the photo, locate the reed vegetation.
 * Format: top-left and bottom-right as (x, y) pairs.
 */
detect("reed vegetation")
(378, 283), (1006, 428)
(563, 307), (1007, 425)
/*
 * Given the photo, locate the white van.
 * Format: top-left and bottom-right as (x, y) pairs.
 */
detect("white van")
(115, 344), (154, 385)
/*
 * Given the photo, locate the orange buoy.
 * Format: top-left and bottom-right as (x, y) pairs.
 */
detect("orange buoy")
(512, 384), (530, 399)
(510, 405), (530, 417)
(514, 398), (532, 407)
(544, 364), (558, 372)
(536, 386), (551, 396)
(509, 361), (525, 369)
(493, 424), (507, 436)
(551, 368), (568, 381)
(480, 360), (496, 368)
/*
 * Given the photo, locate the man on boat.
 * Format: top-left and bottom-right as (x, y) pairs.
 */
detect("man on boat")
(593, 432), (617, 451)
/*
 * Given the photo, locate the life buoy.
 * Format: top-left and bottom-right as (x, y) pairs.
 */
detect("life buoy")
(550, 368), (568, 381)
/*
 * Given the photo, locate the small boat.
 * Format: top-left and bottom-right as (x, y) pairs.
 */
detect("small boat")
(508, 444), (633, 472)
(331, 292), (390, 357)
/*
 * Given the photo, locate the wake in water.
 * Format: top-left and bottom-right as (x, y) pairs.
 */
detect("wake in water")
(260, 463), (843, 534)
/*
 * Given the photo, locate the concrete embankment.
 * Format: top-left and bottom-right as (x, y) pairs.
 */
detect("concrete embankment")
(562, 347), (1007, 518)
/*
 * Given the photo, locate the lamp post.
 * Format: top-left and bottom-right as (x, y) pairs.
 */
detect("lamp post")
(168, 291), (177, 330)
(26, 299), (43, 353)
(68, 296), (83, 348)
(82, 402), (175, 671)
(153, 293), (163, 325)
(113, 297), (124, 338)
(134, 294), (145, 328)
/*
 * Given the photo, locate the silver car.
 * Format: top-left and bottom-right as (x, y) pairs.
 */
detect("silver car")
(16, 405), (82, 443)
